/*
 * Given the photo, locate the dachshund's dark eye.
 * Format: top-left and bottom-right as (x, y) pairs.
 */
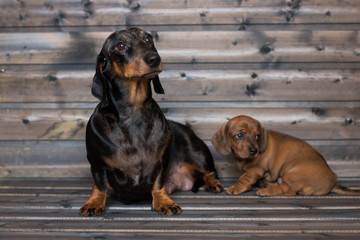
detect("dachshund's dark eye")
(235, 133), (244, 140)
(116, 42), (127, 51)
(256, 135), (260, 140)
(145, 36), (153, 45)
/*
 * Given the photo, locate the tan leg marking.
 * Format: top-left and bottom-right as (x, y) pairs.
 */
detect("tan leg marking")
(79, 183), (110, 216)
(203, 172), (224, 193)
(152, 176), (182, 215)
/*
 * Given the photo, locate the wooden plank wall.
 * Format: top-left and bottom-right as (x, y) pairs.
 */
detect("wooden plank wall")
(0, 0), (359, 178)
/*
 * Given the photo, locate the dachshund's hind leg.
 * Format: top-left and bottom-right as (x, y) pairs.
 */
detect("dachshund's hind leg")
(166, 162), (223, 194)
(203, 172), (224, 193)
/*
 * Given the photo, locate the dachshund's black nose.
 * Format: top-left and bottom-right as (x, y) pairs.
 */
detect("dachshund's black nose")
(249, 148), (258, 156)
(145, 54), (161, 68)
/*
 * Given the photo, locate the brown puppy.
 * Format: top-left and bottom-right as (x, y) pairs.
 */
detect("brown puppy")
(212, 115), (360, 196)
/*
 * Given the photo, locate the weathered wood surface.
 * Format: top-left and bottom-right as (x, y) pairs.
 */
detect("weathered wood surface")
(1, 0), (359, 27)
(1, 140), (360, 178)
(0, 107), (359, 140)
(1, 68), (360, 102)
(1, 30), (360, 64)
(0, 1), (359, 180)
(0, 178), (359, 239)
(1, 1), (360, 238)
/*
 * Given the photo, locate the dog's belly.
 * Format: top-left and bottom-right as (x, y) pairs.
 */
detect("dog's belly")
(166, 167), (194, 194)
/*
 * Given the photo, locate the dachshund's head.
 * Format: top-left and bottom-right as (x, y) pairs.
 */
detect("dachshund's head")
(92, 28), (164, 101)
(212, 115), (268, 160)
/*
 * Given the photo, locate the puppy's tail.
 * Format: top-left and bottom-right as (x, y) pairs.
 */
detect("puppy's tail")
(331, 183), (360, 195)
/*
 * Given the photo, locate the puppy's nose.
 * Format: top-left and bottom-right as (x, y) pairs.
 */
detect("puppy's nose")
(249, 148), (258, 156)
(145, 54), (161, 68)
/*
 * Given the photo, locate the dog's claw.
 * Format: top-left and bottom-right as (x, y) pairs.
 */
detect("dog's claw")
(225, 186), (243, 195)
(153, 202), (182, 215)
(170, 207), (178, 215)
(204, 177), (224, 193)
(79, 203), (105, 217)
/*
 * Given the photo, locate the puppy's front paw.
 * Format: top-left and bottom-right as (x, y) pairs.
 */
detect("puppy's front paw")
(225, 186), (240, 195)
(152, 199), (182, 215)
(226, 185), (245, 195)
(256, 188), (271, 197)
(79, 202), (105, 216)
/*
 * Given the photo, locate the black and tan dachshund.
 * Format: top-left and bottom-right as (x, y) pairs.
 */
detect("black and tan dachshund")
(79, 28), (223, 216)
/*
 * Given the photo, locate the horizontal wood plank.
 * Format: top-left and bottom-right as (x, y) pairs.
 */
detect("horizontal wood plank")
(3, 62), (360, 72)
(2, 160), (359, 179)
(1, 140), (359, 178)
(1, 30), (359, 64)
(0, 140), (358, 166)
(0, 231), (358, 240)
(1, 0), (359, 28)
(2, 23), (360, 34)
(2, 101), (360, 111)
(0, 107), (358, 140)
(0, 178), (359, 239)
(1, 68), (360, 102)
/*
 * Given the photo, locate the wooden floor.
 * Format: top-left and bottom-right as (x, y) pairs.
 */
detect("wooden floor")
(0, 178), (360, 239)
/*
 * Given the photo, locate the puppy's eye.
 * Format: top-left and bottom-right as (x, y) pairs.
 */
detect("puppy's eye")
(145, 36), (153, 45)
(256, 135), (260, 140)
(235, 133), (244, 140)
(116, 42), (127, 51)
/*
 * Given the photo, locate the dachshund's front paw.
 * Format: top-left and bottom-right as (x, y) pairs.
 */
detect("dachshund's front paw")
(152, 199), (182, 215)
(79, 202), (105, 216)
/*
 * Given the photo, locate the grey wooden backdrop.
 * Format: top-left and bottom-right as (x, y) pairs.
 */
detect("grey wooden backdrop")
(0, 0), (359, 178)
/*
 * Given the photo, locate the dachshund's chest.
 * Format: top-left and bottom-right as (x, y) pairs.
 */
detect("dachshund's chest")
(119, 112), (168, 149)
(105, 147), (160, 184)
(105, 112), (170, 184)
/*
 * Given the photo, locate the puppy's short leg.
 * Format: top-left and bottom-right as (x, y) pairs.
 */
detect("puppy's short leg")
(257, 174), (300, 196)
(258, 179), (279, 188)
(203, 172), (224, 193)
(256, 183), (296, 196)
(226, 167), (264, 195)
(152, 176), (182, 215)
(79, 183), (109, 216)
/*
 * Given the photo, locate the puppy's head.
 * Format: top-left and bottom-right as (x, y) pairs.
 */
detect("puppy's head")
(212, 115), (268, 160)
(92, 28), (164, 101)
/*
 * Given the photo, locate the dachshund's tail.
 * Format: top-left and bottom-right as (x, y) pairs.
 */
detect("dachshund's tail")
(331, 183), (360, 195)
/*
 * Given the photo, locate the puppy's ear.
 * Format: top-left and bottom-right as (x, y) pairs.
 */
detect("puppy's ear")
(212, 122), (232, 155)
(151, 75), (165, 94)
(91, 53), (108, 101)
(259, 124), (268, 154)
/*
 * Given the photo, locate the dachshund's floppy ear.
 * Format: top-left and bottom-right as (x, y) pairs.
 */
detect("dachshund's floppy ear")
(91, 53), (108, 101)
(212, 122), (232, 155)
(258, 124), (268, 154)
(151, 75), (165, 94)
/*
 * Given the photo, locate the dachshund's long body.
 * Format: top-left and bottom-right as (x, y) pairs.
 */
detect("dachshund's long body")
(212, 115), (360, 196)
(79, 28), (223, 216)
